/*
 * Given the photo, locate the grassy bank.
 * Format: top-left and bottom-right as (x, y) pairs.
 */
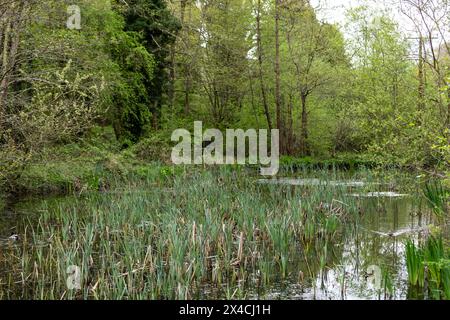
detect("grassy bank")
(2, 124), (448, 199)
(0, 126), (428, 199)
(2, 127), (173, 197)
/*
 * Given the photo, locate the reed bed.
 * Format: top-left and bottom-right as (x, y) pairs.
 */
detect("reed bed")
(0, 166), (438, 299)
(406, 236), (450, 300)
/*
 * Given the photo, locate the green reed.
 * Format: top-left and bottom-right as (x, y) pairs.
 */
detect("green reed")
(0, 166), (419, 299)
(406, 236), (449, 300)
(423, 180), (449, 218)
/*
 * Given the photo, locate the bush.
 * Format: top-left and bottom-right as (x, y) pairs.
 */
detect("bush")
(130, 132), (173, 163)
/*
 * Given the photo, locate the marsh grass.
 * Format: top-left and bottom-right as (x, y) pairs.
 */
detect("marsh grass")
(406, 240), (425, 287)
(423, 180), (449, 218)
(406, 236), (450, 300)
(0, 166), (442, 299)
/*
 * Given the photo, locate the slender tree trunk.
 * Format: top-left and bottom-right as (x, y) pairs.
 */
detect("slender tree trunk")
(0, 17), (11, 114)
(256, 0), (271, 131)
(248, 70), (260, 129)
(300, 93), (309, 156)
(418, 37), (425, 115)
(169, 43), (175, 108)
(287, 93), (293, 154)
(180, 0), (191, 115)
(0, 1), (25, 132)
(447, 87), (450, 139)
(184, 77), (190, 114)
(274, 0), (283, 152)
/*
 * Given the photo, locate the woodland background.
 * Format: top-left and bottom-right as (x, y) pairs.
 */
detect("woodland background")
(0, 0), (449, 193)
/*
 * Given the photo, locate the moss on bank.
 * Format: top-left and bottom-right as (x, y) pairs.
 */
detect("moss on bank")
(3, 127), (176, 197)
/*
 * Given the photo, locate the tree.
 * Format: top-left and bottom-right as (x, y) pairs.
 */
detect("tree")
(275, 0), (283, 152)
(255, 0), (272, 131)
(398, 0), (450, 134)
(0, 0), (154, 185)
(0, 0), (28, 130)
(279, 1), (348, 156)
(193, 0), (253, 126)
(115, 0), (180, 130)
(110, 30), (155, 146)
(344, 6), (444, 167)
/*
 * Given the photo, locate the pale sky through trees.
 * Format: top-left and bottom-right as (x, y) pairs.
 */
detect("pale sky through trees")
(311, 0), (418, 34)
(310, 0), (450, 58)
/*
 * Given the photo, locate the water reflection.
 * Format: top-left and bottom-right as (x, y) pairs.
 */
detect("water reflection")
(0, 177), (436, 300)
(257, 197), (431, 300)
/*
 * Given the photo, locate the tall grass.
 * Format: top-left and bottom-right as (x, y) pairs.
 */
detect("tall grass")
(406, 236), (450, 300)
(423, 180), (449, 218)
(0, 166), (442, 299)
(405, 240), (425, 287)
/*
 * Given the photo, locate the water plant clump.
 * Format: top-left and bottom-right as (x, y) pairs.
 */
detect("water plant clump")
(423, 180), (449, 219)
(0, 168), (365, 299)
(0, 167), (446, 300)
(406, 236), (450, 300)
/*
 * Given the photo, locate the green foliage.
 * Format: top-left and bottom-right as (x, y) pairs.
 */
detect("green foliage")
(3, 0), (448, 192)
(339, 6), (449, 168)
(406, 236), (450, 300)
(109, 30), (155, 146)
(0, 0), (182, 189)
(423, 180), (449, 218)
(115, 0), (180, 128)
(406, 240), (425, 287)
(0, 167), (365, 299)
(129, 131), (172, 163)
(1, 0), (120, 189)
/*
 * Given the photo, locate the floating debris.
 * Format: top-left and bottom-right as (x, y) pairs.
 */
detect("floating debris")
(349, 192), (409, 198)
(369, 227), (430, 238)
(0, 233), (20, 246)
(8, 233), (20, 241)
(257, 178), (366, 187)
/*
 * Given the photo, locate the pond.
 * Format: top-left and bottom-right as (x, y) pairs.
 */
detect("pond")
(0, 168), (444, 300)
(254, 195), (428, 300)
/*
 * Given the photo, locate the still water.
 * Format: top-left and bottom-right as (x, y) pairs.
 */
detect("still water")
(259, 196), (428, 300)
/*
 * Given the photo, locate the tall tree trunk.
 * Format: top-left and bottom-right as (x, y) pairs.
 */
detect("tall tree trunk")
(181, 0), (191, 115)
(0, 17), (11, 114)
(287, 93), (293, 154)
(0, 1), (25, 132)
(256, 0), (271, 131)
(169, 42), (175, 108)
(300, 93), (309, 156)
(184, 76), (190, 115)
(274, 0), (283, 152)
(418, 37), (425, 116)
(447, 87), (450, 142)
(248, 69), (260, 129)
